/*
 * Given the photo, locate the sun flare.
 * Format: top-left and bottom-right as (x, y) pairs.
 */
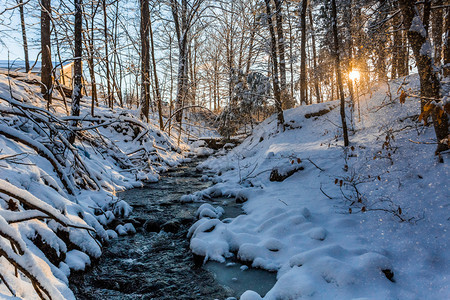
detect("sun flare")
(349, 70), (361, 81)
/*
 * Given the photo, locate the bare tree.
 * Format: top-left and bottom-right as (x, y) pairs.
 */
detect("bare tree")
(149, 15), (164, 129)
(264, 0), (285, 128)
(69, 0), (83, 144)
(83, 0), (100, 116)
(431, 0), (443, 67)
(300, 0), (308, 105)
(40, 0), (52, 107)
(331, 0), (349, 147)
(140, 0), (151, 122)
(18, 0), (29, 72)
(274, 0), (292, 108)
(103, 0), (112, 109)
(308, 7), (320, 103)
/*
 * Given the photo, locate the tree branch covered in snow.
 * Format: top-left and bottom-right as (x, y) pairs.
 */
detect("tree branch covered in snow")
(0, 74), (184, 299)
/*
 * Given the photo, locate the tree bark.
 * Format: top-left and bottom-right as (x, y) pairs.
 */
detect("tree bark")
(300, 0), (308, 106)
(423, 0), (431, 35)
(70, 0), (83, 144)
(398, 29), (410, 77)
(85, 1), (99, 116)
(18, 0), (29, 73)
(40, 0), (52, 108)
(140, 0), (151, 122)
(391, 2), (402, 79)
(309, 8), (320, 103)
(287, 2), (295, 101)
(431, 0), (443, 66)
(331, 0), (349, 147)
(112, 1), (123, 108)
(149, 17), (164, 129)
(374, 0), (388, 81)
(443, 8), (450, 76)
(274, 0), (291, 109)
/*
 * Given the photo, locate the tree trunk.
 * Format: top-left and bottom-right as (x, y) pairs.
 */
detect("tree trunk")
(264, 0), (285, 128)
(431, 0), (443, 67)
(70, 0), (83, 144)
(149, 17), (164, 129)
(300, 0), (308, 106)
(41, 0), (52, 108)
(140, 0), (150, 122)
(423, 0), (431, 35)
(331, 0), (349, 147)
(112, 1), (123, 108)
(443, 8), (450, 76)
(287, 2), (295, 101)
(245, 16), (256, 75)
(171, 0), (189, 123)
(103, 0), (112, 109)
(168, 33), (174, 136)
(398, 29), (410, 77)
(18, 0), (29, 73)
(374, 0), (388, 81)
(85, 1), (99, 116)
(391, 2), (402, 79)
(344, 1), (354, 114)
(274, 0), (291, 109)
(399, 0), (449, 153)
(309, 8), (320, 103)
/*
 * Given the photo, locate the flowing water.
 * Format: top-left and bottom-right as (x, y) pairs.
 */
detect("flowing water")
(70, 160), (276, 299)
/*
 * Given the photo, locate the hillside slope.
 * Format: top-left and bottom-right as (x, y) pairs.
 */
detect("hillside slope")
(191, 75), (449, 299)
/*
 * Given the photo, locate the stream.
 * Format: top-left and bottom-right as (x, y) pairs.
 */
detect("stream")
(70, 160), (276, 299)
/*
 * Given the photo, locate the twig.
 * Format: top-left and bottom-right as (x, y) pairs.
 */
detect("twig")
(278, 199), (288, 206)
(307, 158), (325, 171)
(320, 184), (333, 199)
(0, 272), (15, 297)
(408, 139), (438, 145)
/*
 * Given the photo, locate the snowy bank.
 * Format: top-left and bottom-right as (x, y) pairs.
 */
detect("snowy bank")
(0, 73), (185, 299)
(190, 75), (449, 299)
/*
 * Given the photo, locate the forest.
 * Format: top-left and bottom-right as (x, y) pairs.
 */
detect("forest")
(0, 0), (449, 299)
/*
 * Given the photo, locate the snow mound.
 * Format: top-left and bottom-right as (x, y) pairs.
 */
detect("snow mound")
(65, 250), (91, 271)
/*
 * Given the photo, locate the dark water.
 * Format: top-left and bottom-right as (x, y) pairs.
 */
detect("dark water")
(70, 161), (275, 299)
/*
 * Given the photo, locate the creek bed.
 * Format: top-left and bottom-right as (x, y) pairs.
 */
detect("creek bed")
(70, 160), (275, 299)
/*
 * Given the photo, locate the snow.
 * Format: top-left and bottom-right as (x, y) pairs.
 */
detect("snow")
(113, 200), (133, 217)
(123, 223), (136, 234)
(190, 75), (450, 299)
(410, 16), (426, 38)
(65, 250), (91, 271)
(196, 203), (224, 219)
(420, 41), (432, 57)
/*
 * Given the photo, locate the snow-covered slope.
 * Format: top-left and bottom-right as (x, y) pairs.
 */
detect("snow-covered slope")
(0, 73), (185, 299)
(191, 75), (449, 299)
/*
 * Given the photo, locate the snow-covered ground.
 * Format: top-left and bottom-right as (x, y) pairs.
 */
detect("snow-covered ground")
(190, 75), (449, 299)
(0, 73), (190, 299)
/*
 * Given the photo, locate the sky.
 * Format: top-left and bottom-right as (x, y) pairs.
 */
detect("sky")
(0, 1), (41, 62)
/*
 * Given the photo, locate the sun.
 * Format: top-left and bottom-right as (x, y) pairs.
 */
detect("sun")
(349, 70), (360, 81)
